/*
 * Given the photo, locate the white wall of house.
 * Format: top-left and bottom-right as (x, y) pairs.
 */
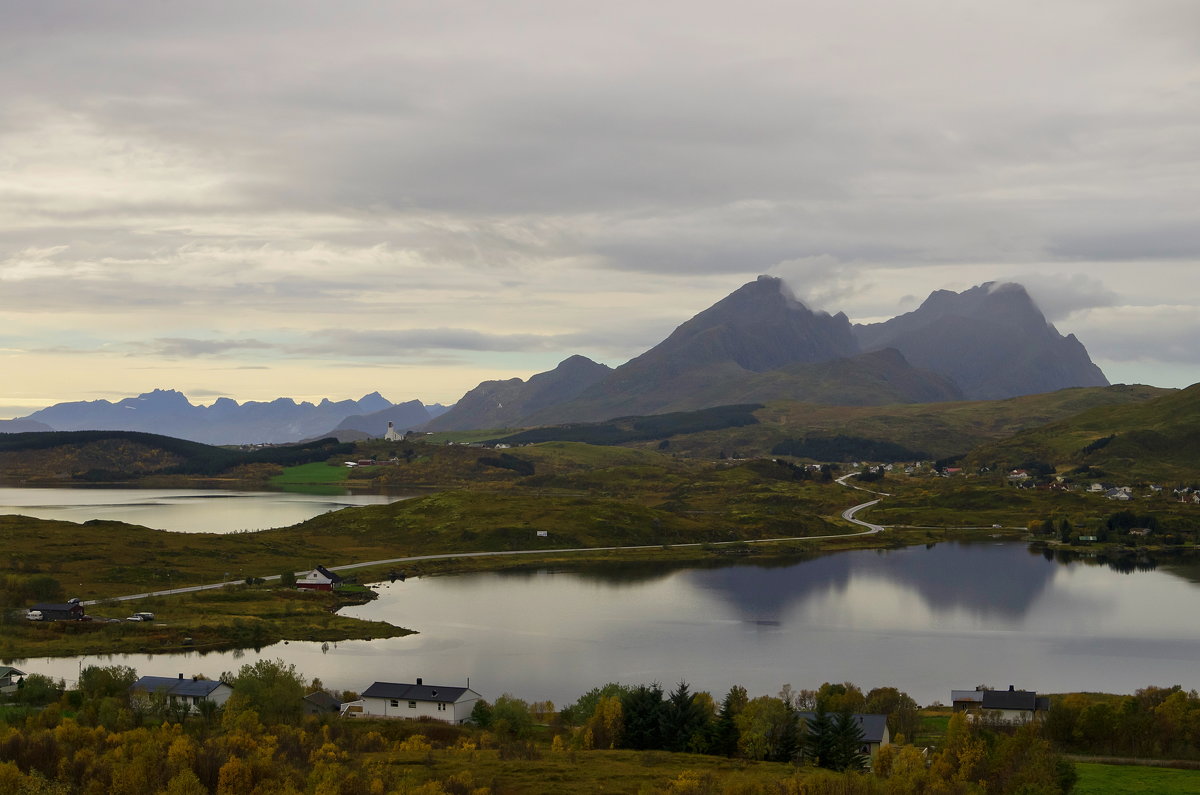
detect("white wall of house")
(988, 708), (1036, 724)
(299, 569), (335, 588)
(132, 682), (233, 713)
(358, 694), (479, 724)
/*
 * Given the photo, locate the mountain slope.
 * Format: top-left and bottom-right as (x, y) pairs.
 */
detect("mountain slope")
(332, 400), (433, 437)
(965, 383), (1200, 480)
(0, 418), (53, 433)
(661, 384), (1169, 461)
(423, 355), (612, 432)
(527, 276), (865, 423)
(855, 282), (1109, 400)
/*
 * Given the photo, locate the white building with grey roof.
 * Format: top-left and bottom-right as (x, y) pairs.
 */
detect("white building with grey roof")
(345, 678), (481, 724)
(129, 674), (233, 713)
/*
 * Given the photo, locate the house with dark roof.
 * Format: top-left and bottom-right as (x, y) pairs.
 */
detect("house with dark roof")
(129, 674), (233, 713)
(27, 597), (84, 621)
(297, 565), (344, 592)
(344, 678), (481, 724)
(0, 666), (26, 695)
(952, 686), (1049, 724)
(303, 690), (342, 716)
(796, 712), (891, 762)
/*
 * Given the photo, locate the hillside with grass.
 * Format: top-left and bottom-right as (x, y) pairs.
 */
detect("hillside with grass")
(609, 384), (1169, 461)
(0, 430), (354, 482)
(964, 383), (1200, 481)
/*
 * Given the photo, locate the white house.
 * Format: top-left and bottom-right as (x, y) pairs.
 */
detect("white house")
(129, 674), (233, 713)
(344, 679), (481, 724)
(297, 565), (344, 592)
(953, 686), (1049, 724)
(0, 666), (25, 695)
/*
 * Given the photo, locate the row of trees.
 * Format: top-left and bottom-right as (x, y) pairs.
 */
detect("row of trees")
(475, 680), (918, 771)
(1, 663), (1086, 794)
(1045, 685), (1200, 759)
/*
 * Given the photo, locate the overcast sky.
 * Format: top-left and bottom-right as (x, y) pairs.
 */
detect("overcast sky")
(2, 1), (1198, 417)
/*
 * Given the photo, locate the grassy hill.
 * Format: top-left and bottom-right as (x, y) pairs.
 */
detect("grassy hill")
(965, 383), (1200, 482)
(603, 385), (1169, 461)
(0, 430), (353, 481)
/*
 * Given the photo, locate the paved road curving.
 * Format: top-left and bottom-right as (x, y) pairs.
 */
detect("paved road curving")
(84, 475), (886, 606)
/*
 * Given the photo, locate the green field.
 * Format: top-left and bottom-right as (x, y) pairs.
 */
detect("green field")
(269, 461), (350, 486)
(1074, 762), (1200, 793)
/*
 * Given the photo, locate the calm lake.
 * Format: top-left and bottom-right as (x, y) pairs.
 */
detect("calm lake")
(0, 486), (413, 533)
(20, 542), (1200, 707)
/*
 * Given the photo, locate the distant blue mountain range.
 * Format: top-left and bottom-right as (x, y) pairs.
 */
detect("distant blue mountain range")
(2, 389), (449, 445)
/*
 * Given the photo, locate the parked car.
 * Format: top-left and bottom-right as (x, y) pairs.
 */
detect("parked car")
(132, 611), (155, 621)
(25, 610), (44, 621)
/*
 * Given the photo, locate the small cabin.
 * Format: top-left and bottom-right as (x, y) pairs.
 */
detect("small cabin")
(28, 598), (85, 621)
(297, 565), (344, 592)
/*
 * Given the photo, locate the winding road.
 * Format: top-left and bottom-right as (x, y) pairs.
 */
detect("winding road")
(83, 473), (887, 606)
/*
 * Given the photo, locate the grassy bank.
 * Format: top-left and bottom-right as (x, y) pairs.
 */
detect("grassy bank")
(1074, 761), (1200, 793)
(1, 585), (409, 660)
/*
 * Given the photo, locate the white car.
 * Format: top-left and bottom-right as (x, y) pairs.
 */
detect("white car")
(25, 610), (44, 621)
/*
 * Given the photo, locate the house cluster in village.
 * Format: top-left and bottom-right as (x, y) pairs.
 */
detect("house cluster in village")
(122, 672), (482, 725)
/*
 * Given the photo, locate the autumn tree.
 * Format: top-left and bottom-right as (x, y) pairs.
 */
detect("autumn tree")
(735, 696), (797, 762)
(864, 685), (920, 743)
(223, 658), (306, 724)
(79, 665), (138, 701)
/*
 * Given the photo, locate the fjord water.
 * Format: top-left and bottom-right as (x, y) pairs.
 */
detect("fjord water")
(0, 486), (411, 533)
(24, 542), (1200, 706)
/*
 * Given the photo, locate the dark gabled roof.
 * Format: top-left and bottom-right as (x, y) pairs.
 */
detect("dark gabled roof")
(361, 682), (477, 703)
(0, 666), (25, 678)
(981, 689), (1040, 711)
(304, 691), (341, 710)
(796, 712), (889, 744)
(314, 565), (344, 583)
(130, 676), (229, 698)
(29, 602), (83, 612)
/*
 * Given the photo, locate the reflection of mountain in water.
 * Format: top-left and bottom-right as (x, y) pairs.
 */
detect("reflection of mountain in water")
(685, 543), (1059, 622)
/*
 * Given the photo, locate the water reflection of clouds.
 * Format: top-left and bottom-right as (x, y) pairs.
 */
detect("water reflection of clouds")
(684, 544), (1061, 623)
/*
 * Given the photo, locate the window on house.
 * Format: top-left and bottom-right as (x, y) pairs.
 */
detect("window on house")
(390, 699), (399, 707)
(437, 702), (446, 711)
(408, 701), (417, 709)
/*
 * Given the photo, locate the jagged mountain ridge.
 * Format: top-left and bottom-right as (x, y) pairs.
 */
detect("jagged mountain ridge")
(431, 276), (1109, 430)
(854, 282), (1109, 400)
(18, 389), (431, 445)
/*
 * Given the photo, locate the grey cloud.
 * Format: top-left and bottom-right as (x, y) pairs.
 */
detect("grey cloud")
(2, 0), (1199, 400)
(1049, 223), (1200, 261)
(295, 328), (568, 357)
(1015, 275), (1119, 321)
(143, 338), (277, 357)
